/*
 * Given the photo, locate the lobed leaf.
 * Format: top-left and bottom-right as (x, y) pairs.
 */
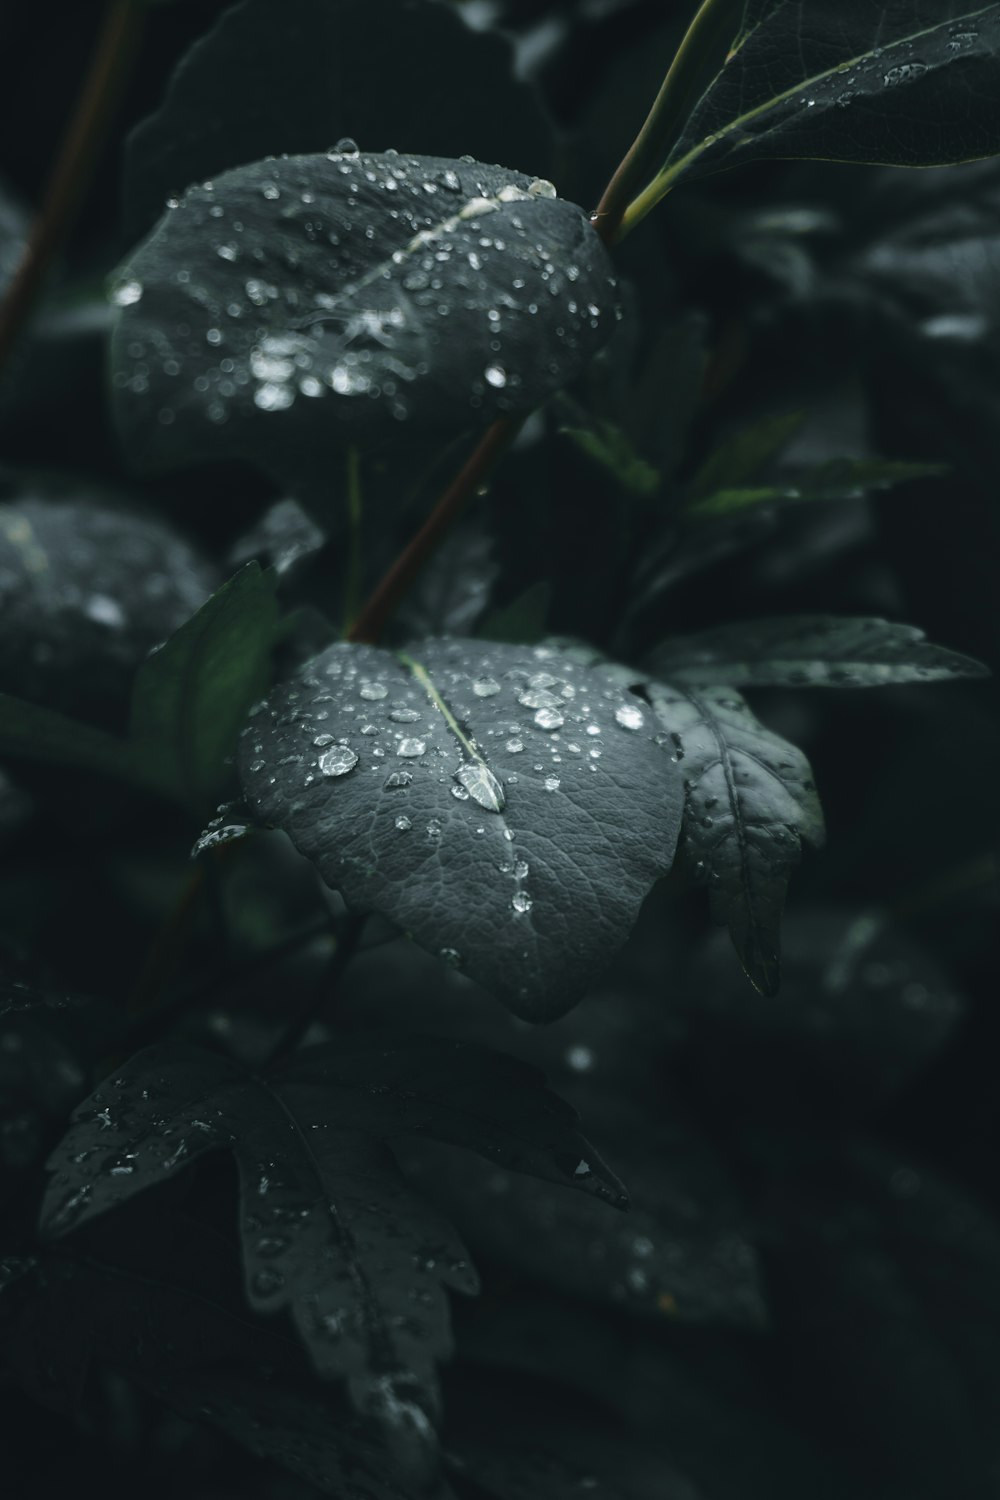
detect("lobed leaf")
(647, 681), (824, 994)
(236, 638), (685, 1018)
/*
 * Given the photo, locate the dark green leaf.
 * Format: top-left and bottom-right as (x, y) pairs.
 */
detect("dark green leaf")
(123, 0), (555, 240)
(556, 396), (661, 496)
(42, 1039), (622, 1420)
(659, 3), (1000, 195)
(237, 639), (685, 1018)
(128, 562), (279, 808)
(647, 615), (989, 688)
(647, 682), (824, 994)
(686, 457), (949, 517)
(111, 153), (618, 492)
(688, 411), (805, 502)
(0, 484), (216, 717)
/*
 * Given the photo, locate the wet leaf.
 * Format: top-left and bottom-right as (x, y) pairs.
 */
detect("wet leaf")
(42, 1039), (622, 1423)
(236, 639), (685, 1019)
(0, 482), (216, 718)
(685, 457), (949, 518)
(401, 1102), (765, 1329)
(647, 615), (988, 688)
(658, 3), (1000, 196)
(128, 562), (279, 809)
(110, 152), (618, 496)
(647, 682), (824, 994)
(124, 0), (555, 240)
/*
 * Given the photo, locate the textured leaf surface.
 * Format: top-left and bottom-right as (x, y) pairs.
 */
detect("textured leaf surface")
(123, 0), (554, 240)
(42, 1040), (621, 1412)
(647, 682), (824, 994)
(111, 152), (618, 489)
(647, 615), (988, 688)
(237, 639), (685, 1018)
(128, 563), (278, 808)
(661, 3), (1000, 191)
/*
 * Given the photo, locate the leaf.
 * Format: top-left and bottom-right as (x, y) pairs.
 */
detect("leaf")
(0, 179), (27, 296)
(646, 682), (824, 994)
(110, 152), (619, 494)
(477, 582), (552, 645)
(688, 411), (805, 502)
(0, 483), (216, 717)
(0, 693), (131, 780)
(123, 0), (555, 241)
(229, 497), (327, 579)
(658, 2), (1000, 197)
(4, 1214), (429, 1498)
(647, 615), (989, 688)
(395, 522), (499, 640)
(128, 563), (279, 809)
(236, 639), (685, 1019)
(556, 396), (661, 496)
(401, 1105), (766, 1330)
(686, 457), (949, 517)
(42, 1039), (623, 1422)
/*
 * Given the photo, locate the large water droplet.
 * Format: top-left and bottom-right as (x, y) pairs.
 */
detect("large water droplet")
(455, 761), (506, 813)
(318, 745), (358, 777)
(334, 137), (360, 157)
(389, 706), (421, 723)
(534, 707), (565, 731)
(615, 703), (645, 731)
(360, 680), (389, 701)
(397, 738), (426, 757)
(472, 677), (501, 698)
(484, 363), (507, 389)
(511, 891), (533, 914)
(384, 769), (413, 789)
(111, 278), (143, 307)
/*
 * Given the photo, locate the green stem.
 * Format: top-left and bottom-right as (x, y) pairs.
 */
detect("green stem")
(590, 0), (743, 245)
(0, 0), (144, 375)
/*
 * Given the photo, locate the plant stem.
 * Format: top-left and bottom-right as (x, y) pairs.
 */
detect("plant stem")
(268, 911), (367, 1062)
(346, 416), (521, 645)
(590, 0), (742, 245)
(0, 0), (144, 375)
(343, 446), (364, 634)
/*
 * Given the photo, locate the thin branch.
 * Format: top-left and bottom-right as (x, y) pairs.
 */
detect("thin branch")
(590, 0), (742, 245)
(0, 0), (144, 375)
(346, 416), (520, 645)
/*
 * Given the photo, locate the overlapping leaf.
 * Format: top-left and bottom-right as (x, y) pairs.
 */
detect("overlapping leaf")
(647, 681), (824, 994)
(236, 639), (685, 1018)
(42, 1039), (624, 1426)
(111, 152), (618, 494)
(647, 615), (988, 688)
(659, 3), (1000, 196)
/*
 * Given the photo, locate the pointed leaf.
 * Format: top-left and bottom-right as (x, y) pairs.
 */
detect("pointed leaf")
(236, 639), (685, 1019)
(647, 615), (988, 688)
(685, 457), (949, 518)
(111, 152), (618, 490)
(128, 562), (278, 808)
(647, 682), (824, 994)
(0, 692), (131, 779)
(660, 3), (1000, 194)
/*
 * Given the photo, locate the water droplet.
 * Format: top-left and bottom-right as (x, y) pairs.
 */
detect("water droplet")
(395, 814), (412, 831)
(615, 703), (645, 731)
(528, 178), (557, 198)
(360, 680), (389, 700)
(506, 737), (524, 754)
(566, 1045), (594, 1072)
(439, 947), (461, 967)
(534, 707), (564, 731)
(451, 783), (470, 801)
(334, 136), (360, 157)
(512, 891), (533, 914)
(455, 761), (506, 812)
(472, 677), (501, 697)
(318, 746), (358, 777)
(389, 706), (421, 723)
(253, 1268), (285, 1297)
(384, 770), (413, 790)
(111, 278), (143, 307)
(484, 363), (507, 388)
(543, 775), (560, 792)
(84, 593), (125, 628)
(397, 738), (426, 757)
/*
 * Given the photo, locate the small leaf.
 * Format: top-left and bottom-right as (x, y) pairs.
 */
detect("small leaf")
(123, 0), (555, 240)
(42, 1039), (622, 1422)
(128, 562), (279, 808)
(647, 615), (989, 688)
(111, 153), (618, 491)
(236, 639), (685, 1018)
(688, 411), (805, 502)
(686, 457), (949, 518)
(556, 396), (661, 495)
(647, 682), (824, 994)
(658, 3), (1000, 195)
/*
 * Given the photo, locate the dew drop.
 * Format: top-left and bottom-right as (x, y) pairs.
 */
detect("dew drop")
(360, 680), (389, 700)
(543, 775), (560, 792)
(506, 737), (524, 754)
(334, 136), (360, 156)
(389, 706), (421, 723)
(472, 677), (501, 697)
(383, 769), (413, 790)
(615, 703), (645, 731)
(318, 746), (358, 777)
(397, 738), (427, 757)
(455, 761), (506, 813)
(511, 890), (533, 914)
(394, 814), (412, 831)
(534, 707), (565, 731)
(484, 363), (508, 389)
(111, 278), (143, 307)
